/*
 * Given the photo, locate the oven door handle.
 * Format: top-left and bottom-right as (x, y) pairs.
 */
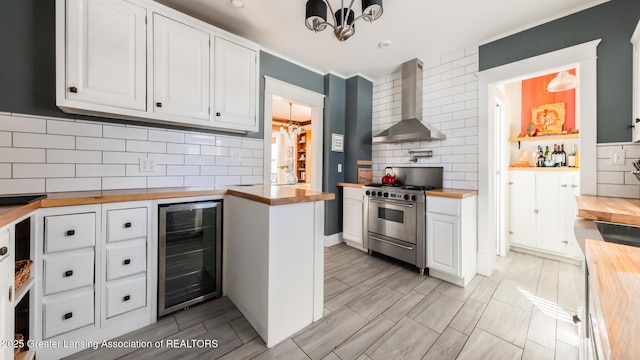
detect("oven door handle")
(369, 235), (415, 250)
(369, 198), (415, 208)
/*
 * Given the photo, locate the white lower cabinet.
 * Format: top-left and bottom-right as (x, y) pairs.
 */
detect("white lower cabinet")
(0, 228), (14, 360)
(426, 196), (477, 287)
(508, 171), (580, 258)
(34, 202), (152, 360)
(342, 187), (365, 250)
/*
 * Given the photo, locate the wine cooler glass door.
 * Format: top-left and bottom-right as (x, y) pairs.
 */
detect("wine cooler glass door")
(159, 201), (222, 316)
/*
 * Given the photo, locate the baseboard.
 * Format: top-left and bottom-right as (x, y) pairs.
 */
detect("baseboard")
(510, 245), (583, 265)
(324, 233), (343, 247)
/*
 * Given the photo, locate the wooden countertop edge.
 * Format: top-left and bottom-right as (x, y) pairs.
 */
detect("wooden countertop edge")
(576, 195), (640, 227)
(227, 189), (335, 206)
(39, 190), (227, 208)
(0, 201), (41, 228)
(336, 182), (364, 188)
(425, 189), (478, 199)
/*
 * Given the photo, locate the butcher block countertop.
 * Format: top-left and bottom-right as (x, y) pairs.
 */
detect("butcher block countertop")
(576, 195), (640, 226)
(227, 185), (335, 206)
(586, 239), (640, 360)
(336, 183), (478, 199)
(0, 186), (335, 228)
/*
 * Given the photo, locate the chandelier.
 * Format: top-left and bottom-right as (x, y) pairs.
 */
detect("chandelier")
(280, 102), (302, 139)
(305, 0), (383, 42)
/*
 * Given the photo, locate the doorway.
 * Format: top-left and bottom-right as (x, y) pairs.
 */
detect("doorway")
(263, 77), (325, 191)
(271, 100), (312, 186)
(477, 40), (600, 276)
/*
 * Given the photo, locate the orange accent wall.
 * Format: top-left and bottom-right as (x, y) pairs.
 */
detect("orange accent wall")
(521, 69), (576, 135)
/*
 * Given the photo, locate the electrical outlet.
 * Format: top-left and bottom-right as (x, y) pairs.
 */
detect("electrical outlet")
(139, 157), (156, 172)
(611, 149), (626, 165)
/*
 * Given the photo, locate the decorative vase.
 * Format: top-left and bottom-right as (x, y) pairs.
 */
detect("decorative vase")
(286, 171), (298, 184)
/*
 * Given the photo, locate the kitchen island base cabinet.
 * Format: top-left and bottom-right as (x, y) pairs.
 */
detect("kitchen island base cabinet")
(427, 196), (477, 287)
(226, 195), (324, 347)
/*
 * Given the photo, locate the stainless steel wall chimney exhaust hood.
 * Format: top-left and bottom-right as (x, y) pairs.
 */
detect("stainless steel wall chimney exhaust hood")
(372, 58), (446, 144)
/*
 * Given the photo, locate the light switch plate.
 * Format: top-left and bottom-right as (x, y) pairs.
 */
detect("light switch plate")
(338, 164), (342, 172)
(611, 149), (626, 165)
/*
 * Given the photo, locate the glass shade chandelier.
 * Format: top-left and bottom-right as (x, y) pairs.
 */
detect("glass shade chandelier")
(547, 71), (578, 92)
(305, 0), (383, 42)
(280, 102), (302, 139)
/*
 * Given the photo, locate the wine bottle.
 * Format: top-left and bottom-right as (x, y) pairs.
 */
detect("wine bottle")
(568, 145), (576, 167)
(560, 144), (567, 166)
(537, 146), (544, 167)
(544, 146), (551, 166)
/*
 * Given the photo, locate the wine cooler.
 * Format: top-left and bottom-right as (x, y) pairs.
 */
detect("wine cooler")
(158, 200), (222, 316)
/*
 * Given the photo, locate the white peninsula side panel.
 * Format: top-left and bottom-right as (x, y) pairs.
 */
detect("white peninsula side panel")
(226, 195), (324, 347)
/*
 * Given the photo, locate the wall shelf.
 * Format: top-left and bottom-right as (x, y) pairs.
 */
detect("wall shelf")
(508, 167), (579, 171)
(14, 277), (34, 305)
(508, 133), (579, 142)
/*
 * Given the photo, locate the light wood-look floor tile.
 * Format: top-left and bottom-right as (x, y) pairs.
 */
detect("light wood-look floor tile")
(422, 327), (468, 360)
(555, 340), (579, 360)
(365, 317), (439, 360)
(333, 316), (395, 360)
(380, 290), (424, 322)
(347, 285), (404, 320)
(407, 292), (465, 334)
(457, 328), (523, 360)
(252, 339), (310, 360)
(476, 298), (531, 347)
(449, 297), (486, 335)
(522, 340), (555, 360)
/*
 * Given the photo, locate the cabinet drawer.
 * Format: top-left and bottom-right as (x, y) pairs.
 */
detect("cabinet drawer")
(43, 290), (94, 339)
(106, 240), (146, 281)
(0, 229), (9, 265)
(344, 187), (364, 201)
(44, 250), (94, 295)
(45, 213), (96, 253)
(105, 275), (146, 318)
(427, 197), (460, 216)
(107, 207), (147, 243)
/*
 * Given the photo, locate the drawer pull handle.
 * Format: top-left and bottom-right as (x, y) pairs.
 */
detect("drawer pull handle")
(216, 112), (221, 117)
(69, 86), (78, 93)
(0, 247), (7, 256)
(123, 259), (131, 265)
(66, 230), (75, 236)
(124, 222), (132, 228)
(123, 295), (131, 302)
(63, 312), (73, 320)
(64, 270), (73, 277)
(156, 102), (162, 108)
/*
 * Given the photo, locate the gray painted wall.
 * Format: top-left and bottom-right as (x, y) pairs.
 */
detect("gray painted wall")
(479, 0), (640, 143)
(345, 77), (373, 184)
(323, 74), (347, 236)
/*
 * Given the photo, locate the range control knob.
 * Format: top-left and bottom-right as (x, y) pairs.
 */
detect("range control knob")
(383, 192), (389, 198)
(365, 190), (371, 196)
(411, 195), (417, 201)
(404, 194), (410, 200)
(377, 191), (382, 197)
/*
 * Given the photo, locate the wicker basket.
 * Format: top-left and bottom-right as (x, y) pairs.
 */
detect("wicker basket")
(14, 259), (33, 292)
(14, 333), (23, 358)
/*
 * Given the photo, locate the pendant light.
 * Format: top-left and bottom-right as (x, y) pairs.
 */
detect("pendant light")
(305, 0), (383, 42)
(547, 71), (578, 92)
(279, 103), (302, 140)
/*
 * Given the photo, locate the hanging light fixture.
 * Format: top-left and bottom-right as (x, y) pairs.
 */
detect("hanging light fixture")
(279, 102), (302, 139)
(547, 71), (578, 92)
(305, 0), (383, 42)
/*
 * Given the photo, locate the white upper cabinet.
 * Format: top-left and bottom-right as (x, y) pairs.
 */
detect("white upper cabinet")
(213, 37), (258, 132)
(64, 0), (146, 111)
(153, 14), (211, 123)
(632, 20), (640, 142)
(56, 0), (260, 133)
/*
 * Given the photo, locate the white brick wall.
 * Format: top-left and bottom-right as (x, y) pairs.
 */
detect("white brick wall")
(372, 46), (479, 190)
(596, 143), (640, 198)
(0, 113), (264, 194)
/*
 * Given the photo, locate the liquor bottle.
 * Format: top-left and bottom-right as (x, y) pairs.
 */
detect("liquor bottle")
(560, 144), (567, 166)
(544, 146), (551, 166)
(552, 144), (558, 166)
(567, 145), (576, 167)
(536, 146), (544, 167)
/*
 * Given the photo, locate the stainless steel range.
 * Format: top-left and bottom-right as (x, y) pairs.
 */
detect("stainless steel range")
(363, 167), (443, 274)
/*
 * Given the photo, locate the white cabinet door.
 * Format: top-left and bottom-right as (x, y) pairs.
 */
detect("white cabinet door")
(0, 275), (13, 360)
(632, 20), (640, 142)
(65, 0), (146, 110)
(427, 212), (460, 276)
(535, 173), (568, 254)
(213, 37), (258, 132)
(343, 198), (363, 246)
(508, 172), (536, 247)
(153, 14), (210, 122)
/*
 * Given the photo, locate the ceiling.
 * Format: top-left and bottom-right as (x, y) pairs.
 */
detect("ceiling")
(154, 0), (609, 80)
(272, 99), (312, 123)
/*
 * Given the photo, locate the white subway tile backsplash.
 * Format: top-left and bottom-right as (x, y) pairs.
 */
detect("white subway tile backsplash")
(126, 140), (166, 153)
(167, 143), (200, 155)
(241, 176), (262, 184)
(215, 176), (241, 186)
(167, 165), (200, 176)
(148, 176), (184, 188)
(46, 178), (101, 192)
(13, 164), (75, 178)
(103, 152), (146, 164)
(201, 146), (229, 156)
(0, 114), (46, 133)
(76, 164), (125, 177)
(596, 145), (622, 159)
(103, 125), (147, 140)
(597, 158), (633, 172)
(623, 144), (640, 158)
(14, 133), (75, 149)
(228, 167), (252, 176)
(185, 176), (215, 187)
(0, 148), (45, 163)
(0, 131), (11, 146)
(215, 137), (242, 148)
(0, 164), (10, 178)
(597, 184), (640, 199)
(102, 177), (146, 190)
(0, 179), (45, 194)
(47, 120), (102, 137)
(77, 137), (125, 151)
(624, 172), (640, 185)
(241, 139), (263, 149)
(185, 133), (216, 145)
(47, 149), (101, 164)
(201, 166), (228, 176)
(597, 171), (624, 184)
(185, 155), (216, 166)
(126, 164), (166, 177)
(153, 154), (185, 165)
(148, 130), (185, 143)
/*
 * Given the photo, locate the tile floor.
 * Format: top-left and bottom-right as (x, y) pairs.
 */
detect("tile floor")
(68, 243), (585, 360)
